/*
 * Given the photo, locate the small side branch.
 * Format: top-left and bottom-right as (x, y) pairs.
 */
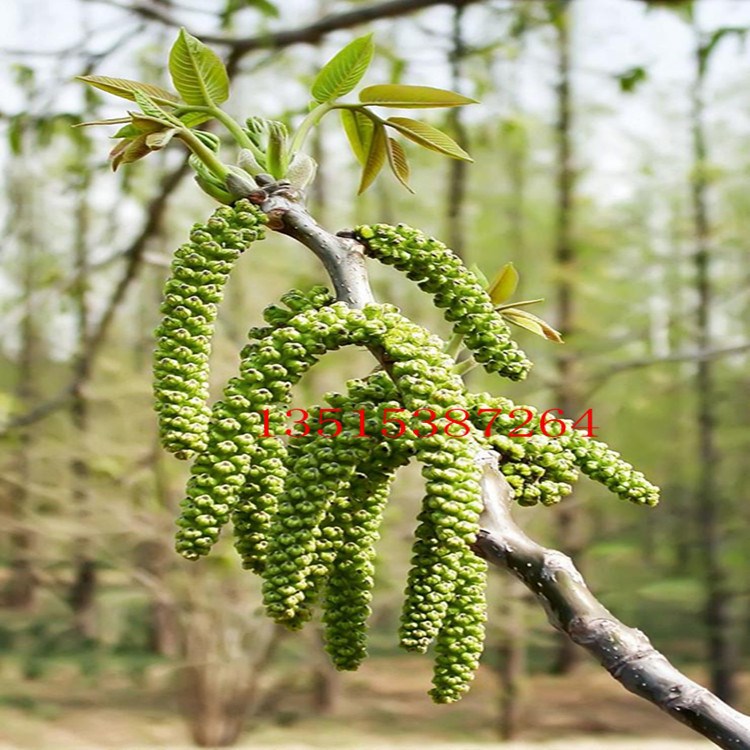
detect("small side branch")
(475, 450), (750, 750)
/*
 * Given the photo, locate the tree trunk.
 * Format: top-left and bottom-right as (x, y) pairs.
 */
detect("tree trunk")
(310, 628), (340, 715)
(496, 579), (526, 740)
(690, 20), (736, 704)
(3, 143), (38, 610)
(551, 0), (583, 675)
(494, 28), (529, 736)
(68, 141), (97, 639)
(444, 0), (469, 258)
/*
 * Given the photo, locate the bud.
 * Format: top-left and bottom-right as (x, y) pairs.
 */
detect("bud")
(285, 152), (318, 191)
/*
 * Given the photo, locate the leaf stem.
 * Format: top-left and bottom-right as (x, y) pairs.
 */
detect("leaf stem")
(177, 129), (229, 180)
(453, 356), (477, 376)
(445, 331), (465, 359)
(288, 102), (334, 156)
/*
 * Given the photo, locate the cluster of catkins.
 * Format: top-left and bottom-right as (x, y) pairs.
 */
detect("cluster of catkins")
(154, 206), (659, 703)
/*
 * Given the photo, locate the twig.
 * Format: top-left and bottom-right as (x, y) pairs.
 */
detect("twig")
(584, 342), (750, 396)
(475, 449), (750, 750)
(256, 184), (750, 750)
(101, 0), (490, 51)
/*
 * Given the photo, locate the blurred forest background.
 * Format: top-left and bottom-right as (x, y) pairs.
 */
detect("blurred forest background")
(1, 0), (749, 748)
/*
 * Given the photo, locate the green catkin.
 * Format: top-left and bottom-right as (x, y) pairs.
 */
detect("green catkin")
(322, 374), (416, 670)
(370, 313), (488, 653)
(465, 392), (659, 507)
(153, 200), (266, 460)
(232, 286), (334, 572)
(175, 299), (351, 563)
(261, 405), (368, 626)
(429, 548), (488, 704)
(262, 373), (414, 632)
(355, 223), (532, 381)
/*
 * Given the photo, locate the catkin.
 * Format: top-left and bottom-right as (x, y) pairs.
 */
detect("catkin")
(429, 547), (487, 703)
(466, 392), (659, 507)
(355, 223), (532, 381)
(175, 297), (351, 563)
(153, 200), (266, 460)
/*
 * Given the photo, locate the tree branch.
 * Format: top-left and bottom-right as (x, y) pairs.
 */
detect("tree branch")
(475, 450), (750, 750)
(104, 0), (489, 51)
(584, 342), (750, 396)
(256, 187), (750, 750)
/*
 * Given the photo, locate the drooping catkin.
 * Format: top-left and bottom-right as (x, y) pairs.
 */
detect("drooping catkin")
(153, 200), (266, 460)
(429, 547), (488, 704)
(175, 299), (352, 562)
(355, 223), (532, 381)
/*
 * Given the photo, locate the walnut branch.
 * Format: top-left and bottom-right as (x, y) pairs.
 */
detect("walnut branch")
(255, 186), (750, 750)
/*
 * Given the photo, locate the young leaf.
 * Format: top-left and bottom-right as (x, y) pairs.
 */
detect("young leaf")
(133, 90), (179, 127)
(110, 134), (151, 171)
(487, 262), (519, 304)
(340, 109), (374, 166)
(265, 121), (289, 179)
(501, 308), (563, 343)
(145, 129), (177, 150)
(168, 28), (229, 106)
(311, 34), (374, 103)
(179, 111), (215, 128)
(385, 137), (412, 192)
(358, 122), (387, 194)
(385, 117), (472, 161)
(76, 76), (179, 106)
(112, 124), (142, 139)
(359, 84), (477, 108)
(74, 117), (131, 128)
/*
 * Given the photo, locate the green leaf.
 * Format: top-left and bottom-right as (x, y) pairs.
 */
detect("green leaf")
(76, 76), (179, 107)
(487, 262), (519, 304)
(8, 115), (24, 155)
(311, 34), (374, 103)
(112, 124), (142, 139)
(168, 28), (229, 106)
(615, 66), (648, 94)
(501, 308), (563, 343)
(133, 90), (175, 123)
(385, 117), (472, 161)
(385, 137), (412, 192)
(358, 122), (387, 194)
(340, 109), (374, 166)
(359, 84), (477, 108)
(179, 111), (214, 128)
